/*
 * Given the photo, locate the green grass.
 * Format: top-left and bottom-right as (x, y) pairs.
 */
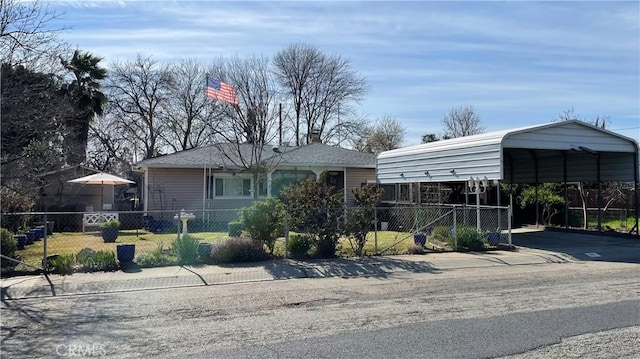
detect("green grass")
(17, 229), (419, 268)
(16, 229), (230, 267)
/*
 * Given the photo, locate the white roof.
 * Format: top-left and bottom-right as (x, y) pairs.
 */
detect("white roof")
(377, 120), (639, 184)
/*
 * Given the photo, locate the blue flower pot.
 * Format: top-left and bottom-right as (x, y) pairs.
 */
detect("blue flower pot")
(25, 231), (36, 244)
(413, 234), (427, 247)
(34, 227), (44, 240)
(117, 244), (135, 263)
(487, 232), (501, 246)
(14, 235), (27, 250)
(101, 227), (118, 243)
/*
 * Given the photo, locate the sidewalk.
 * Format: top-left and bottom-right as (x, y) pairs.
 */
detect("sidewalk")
(0, 247), (574, 300)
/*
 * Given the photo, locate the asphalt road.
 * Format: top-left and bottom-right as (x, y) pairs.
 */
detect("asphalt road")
(201, 301), (640, 359)
(2, 260), (638, 359)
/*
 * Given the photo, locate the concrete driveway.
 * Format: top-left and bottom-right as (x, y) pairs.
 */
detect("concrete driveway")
(511, 227), (640, 264)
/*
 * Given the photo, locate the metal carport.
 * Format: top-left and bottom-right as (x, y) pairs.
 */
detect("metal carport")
(377, 120), (639, 234)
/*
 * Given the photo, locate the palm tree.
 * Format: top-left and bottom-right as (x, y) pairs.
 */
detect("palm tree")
(60, 50), (107, 165)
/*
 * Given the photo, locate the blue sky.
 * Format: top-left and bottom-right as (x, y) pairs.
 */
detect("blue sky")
(49, 1), (639, 145)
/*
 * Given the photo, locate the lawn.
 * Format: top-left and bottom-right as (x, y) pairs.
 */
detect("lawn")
(16, 229), (418, 268)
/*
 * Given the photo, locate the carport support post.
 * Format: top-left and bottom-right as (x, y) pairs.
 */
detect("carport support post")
(563, 152), (568, 229)
(597, 153), (602, 232)
(634, 151), (639, 236)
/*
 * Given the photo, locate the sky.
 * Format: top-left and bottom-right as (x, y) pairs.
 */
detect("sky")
(46, 0), (640, 145)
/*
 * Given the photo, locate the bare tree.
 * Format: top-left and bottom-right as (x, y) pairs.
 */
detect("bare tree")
(442, 105), (485, 138)
(105, 55), (175, 161)
(273, 43), (368, 145)
(161, 58), (221, 152)
(0, 0), (68, 70)
(353, 116), (405, 153)
(208, 55), (280, 199)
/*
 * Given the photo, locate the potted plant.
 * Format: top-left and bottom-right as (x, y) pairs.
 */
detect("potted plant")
(100, 219), (121, 243)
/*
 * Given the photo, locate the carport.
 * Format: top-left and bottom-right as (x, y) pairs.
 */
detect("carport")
(377, 120), (639, 235)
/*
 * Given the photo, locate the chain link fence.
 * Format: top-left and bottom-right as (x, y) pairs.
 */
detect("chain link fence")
(1, 204), (511, 276)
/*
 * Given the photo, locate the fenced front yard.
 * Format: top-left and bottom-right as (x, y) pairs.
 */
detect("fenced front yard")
(1, 205), (511, 276)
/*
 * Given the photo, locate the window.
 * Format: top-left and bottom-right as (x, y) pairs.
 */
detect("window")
(207, 176), (251, 198)
(399, 183), (411, 202)
(271, 170), (315, 197)
(380, 184), (397, 202)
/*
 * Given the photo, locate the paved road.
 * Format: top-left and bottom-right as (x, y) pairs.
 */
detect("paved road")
(201, 301), (640, 359)
(2, 260), (638, 358)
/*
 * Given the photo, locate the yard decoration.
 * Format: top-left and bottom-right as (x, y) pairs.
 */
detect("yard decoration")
(100, 219), (121, 243)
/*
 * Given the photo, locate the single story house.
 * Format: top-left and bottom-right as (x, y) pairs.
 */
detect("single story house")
(132, 141), (377, 215)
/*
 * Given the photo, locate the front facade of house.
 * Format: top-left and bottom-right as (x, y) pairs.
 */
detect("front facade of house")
(133, 143), (377, 215)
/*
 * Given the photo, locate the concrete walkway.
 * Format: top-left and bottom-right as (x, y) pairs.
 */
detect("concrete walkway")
(0, 245), (573, 300)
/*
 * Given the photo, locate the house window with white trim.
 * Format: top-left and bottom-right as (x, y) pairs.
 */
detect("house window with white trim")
(207, 175), (251, 198)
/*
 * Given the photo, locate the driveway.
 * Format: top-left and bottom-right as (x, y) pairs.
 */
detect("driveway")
(511, 227), (640, 264)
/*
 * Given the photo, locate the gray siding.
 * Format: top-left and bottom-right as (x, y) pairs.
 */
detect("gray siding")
(147, 168), (205, 212)
(345, 168), (376, 206)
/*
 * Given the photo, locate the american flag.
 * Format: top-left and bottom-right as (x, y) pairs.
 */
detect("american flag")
(206, 77), (239, 105)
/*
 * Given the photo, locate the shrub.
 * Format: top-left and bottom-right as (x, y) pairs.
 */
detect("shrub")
(137, 242), (176, 268)
(241, 199), (284, 254)
(431, 226), (452, 243)
(280, 173), (344, 258)
(172, 234), (199, 265)
(209, 237), (267, 264)
(406, 244), (426, 255)
(456, 227), (486, 250)
(100, 219), (121, 228)
(1, 228), (17, 268)
(344, 185), (383, 257)
(76, 248), (97, 271)
(227, 221), (244, 237)
(287, 234), (314, 259)
(94, 251), (117, 270)
(50, 254), (75, 275)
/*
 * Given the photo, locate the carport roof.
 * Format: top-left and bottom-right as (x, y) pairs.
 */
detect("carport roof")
(377, 120), (639, 184)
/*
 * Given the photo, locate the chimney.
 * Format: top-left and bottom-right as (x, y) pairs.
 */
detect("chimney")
(308, 128), (321, 144)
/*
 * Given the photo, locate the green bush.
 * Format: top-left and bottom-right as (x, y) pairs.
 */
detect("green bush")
(76, 248), (97, 270)
(172, 234), (200, 265)
(452, 226), (486, 250)
(241, 199), (284, 254)
(95, 251), (117, 270)
(209, 237), (267, 264)
(431, 226), (452, 242)
(287, 234), (314, 259)
(136, 242), (176, 268)
(1, 228), (17, 268)
(100, 219), (121, 228)
(280, 173), (344, 259)
(76, 248), (117, 272)
(50, 254), (75, 275)
(227, 221), (244, 237)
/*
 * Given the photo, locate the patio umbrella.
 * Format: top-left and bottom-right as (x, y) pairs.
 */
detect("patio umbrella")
(68, 172), (134, 211)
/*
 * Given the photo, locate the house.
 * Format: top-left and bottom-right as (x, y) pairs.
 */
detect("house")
(132, 142), (377, 214)
(36, 165), (105, 212)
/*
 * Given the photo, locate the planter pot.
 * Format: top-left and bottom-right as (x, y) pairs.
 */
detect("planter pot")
(413, 233), (427, 247)
(101, 227), (119, 243)
(25, 231), (36, 245)
(14, 235), (27, 250)
(116, 244), (135, 263)
(33, 227), (44, 240)
(487, 232), (501, 246)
